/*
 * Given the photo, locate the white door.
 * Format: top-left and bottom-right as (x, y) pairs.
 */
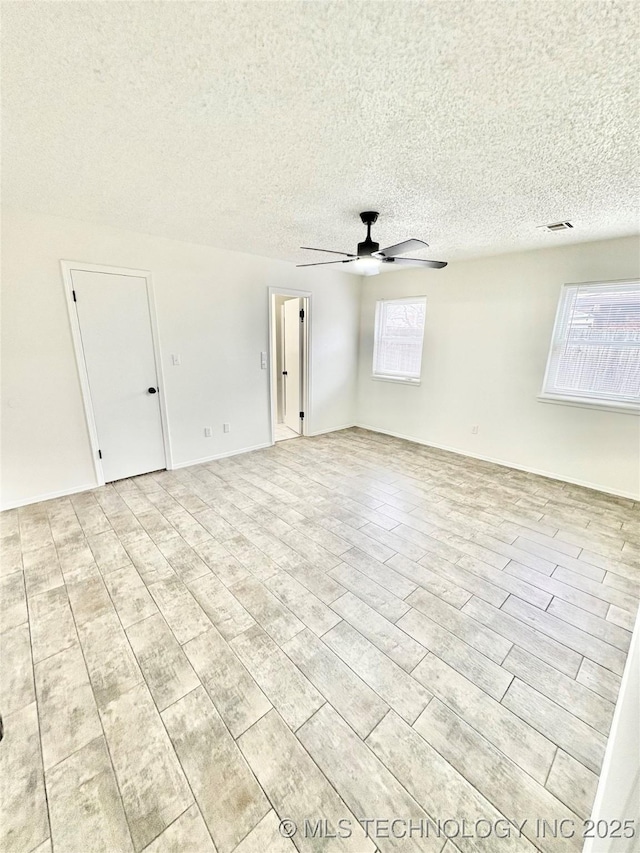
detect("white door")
(72, 269), (166, 482)
(283, 297), (302, 433)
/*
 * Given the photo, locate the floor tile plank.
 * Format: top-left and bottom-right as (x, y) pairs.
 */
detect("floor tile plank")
(414, 653), (555, 783)
(323, 620), (432, 724)
(183, 626), (272, 737)
(100, 682), (193, 851)
(545, 750), (598, 821)
(367, 710), (536, 853)
(283, 628), (388, 737)
(502, 680), (607, 773)
(332, 592), (427, 672)
(266, 570), (343, 636)
(127, 613), (200, 711)
(502, 645), (613, 735)
(142, 804), (216, 853)
(341, 548), (417, 598)
(231, 625), (325, 730)
(29, 585), (77, 663)
(103, 562), (159, 629)
(35, 643), (102, 769)
(298, 704), (441, 853)
(407, 587), (512, 664)
(461, 597), (582, 678)
(546, 597), (632, 652)
(230, 575), (305, 645)
(414, 699), (582, 853)
(501, 596), (626, 675)
(0, 703), (50, 853)
(188, 572), (256, 640)
(1, 621), (35, 715)
(329, 562), (410, 621)
(400, 609), (513, 701)
(162, 686), (269, 853)
(388, 553), (472, 608)
(46, 736), (133, 853)
(239, 709), (374, 853)
(232, 809), (297, 853)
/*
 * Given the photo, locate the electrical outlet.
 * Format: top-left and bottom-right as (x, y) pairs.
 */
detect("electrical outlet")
(471, 425), (479, 434)
(260, 351), (267, 369)
(223, 423), (230, 433)
(172, 354), (181, 366)
(204, 427), (212, 437)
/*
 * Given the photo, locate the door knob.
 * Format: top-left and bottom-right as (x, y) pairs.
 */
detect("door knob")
(148, 387), (158, 394)
(282, 371), (288, 375)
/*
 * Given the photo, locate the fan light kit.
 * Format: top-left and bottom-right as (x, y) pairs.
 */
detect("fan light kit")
(297, 212), (447, 276)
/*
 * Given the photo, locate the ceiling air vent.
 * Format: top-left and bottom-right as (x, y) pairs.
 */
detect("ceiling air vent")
(539, 221), (574, 232)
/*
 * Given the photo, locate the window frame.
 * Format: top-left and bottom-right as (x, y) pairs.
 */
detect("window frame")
(538, 278), (640, 415)
(371, 296), (427, 385)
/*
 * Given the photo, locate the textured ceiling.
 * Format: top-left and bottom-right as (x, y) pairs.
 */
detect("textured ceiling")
(2, 1), (639, 268)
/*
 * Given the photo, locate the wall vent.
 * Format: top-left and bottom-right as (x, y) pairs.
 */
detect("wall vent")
(538, 221), (574, 232)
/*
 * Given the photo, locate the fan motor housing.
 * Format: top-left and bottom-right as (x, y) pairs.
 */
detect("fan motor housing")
(357, 238), (379, 257)
(358, 211), (380, 256)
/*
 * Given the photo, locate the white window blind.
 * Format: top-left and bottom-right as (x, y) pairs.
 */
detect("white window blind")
(541, 280), (640, 408)
(372, 297), (427, 382)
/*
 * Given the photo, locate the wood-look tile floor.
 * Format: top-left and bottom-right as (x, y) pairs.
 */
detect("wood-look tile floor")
(1, 428), (638, 853)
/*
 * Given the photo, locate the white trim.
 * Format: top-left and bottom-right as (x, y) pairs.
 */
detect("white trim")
(306, 423), (356, 437)
(170, 442), (272, 469)
(376, 295), (429, 304)
(268, 287), (311, 445)
(354, 423), (640, 500)
(60, 261), (105, 485)
(371, 375), (422, 386)
(538, 394), (639, 416)
(583, 609), (640, 853)
(1, 482), (97, 511)
(60, 260), (174, 484)
(563, 277), (640, 288)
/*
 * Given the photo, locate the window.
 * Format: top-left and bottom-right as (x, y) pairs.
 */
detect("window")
(372, 297), (427, 382)
(540, 280), (640, 411)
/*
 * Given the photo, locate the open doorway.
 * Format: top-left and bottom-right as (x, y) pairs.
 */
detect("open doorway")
(269, 288), (310, 443)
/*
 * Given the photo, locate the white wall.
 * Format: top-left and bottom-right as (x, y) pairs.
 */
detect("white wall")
(3, 212), (638, 508)
(356, 237), (640, 498)
(1, 210), (360, 509)
(583, 611), (639, 853)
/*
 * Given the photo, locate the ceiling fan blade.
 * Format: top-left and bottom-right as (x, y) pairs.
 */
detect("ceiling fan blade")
(374, 238), (429, 258)
(382, 257), (447, 269)
(301, 246), (356, 257)
(296, 259), (355, 267)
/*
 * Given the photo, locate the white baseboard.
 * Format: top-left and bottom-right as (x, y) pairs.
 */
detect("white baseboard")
(306, 423), (356, 437)
(1, 482), (98, 511)
(169, 441), (273, 470)
(355, 423), (640, 501)
(5, 424), (635, 509)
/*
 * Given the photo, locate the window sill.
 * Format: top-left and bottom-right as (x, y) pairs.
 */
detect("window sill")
(371, 375), (422, 386)
(537, 394), (640, 415)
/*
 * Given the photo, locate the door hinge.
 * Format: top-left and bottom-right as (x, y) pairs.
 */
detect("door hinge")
(299, 411), (304, 420)
(72, 290), (77, 302)
(98, 449), (102, 459)
(299, 308), (305, 321)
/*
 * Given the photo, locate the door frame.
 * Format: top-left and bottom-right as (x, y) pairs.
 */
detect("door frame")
(268, 287), (311, 445)
(60, 260), (173, 486)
